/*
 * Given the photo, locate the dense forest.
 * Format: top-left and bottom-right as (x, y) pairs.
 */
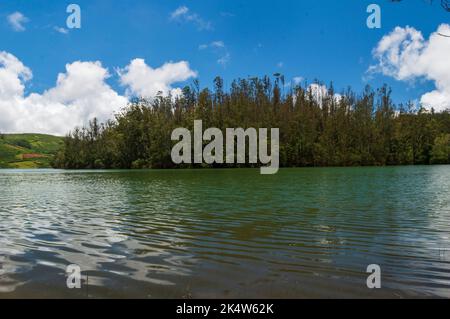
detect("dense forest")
(52, 76), (450, 169)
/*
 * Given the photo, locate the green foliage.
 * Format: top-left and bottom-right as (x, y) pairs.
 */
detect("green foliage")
(0, 134), (64, 168)
(52, 77), (450, 169)
(11, 139), (32, 149)
(431, 134), (450, 164)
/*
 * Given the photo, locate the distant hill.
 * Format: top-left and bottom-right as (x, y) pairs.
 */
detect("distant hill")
(0, 134), (64, 169)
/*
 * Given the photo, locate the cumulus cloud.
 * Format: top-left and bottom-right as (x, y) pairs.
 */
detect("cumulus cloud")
(118, 58), (197, 98)
(0, 51), (32, 97)
(7, 12), (29, 32)
(0, 52), (127, 135)
(369, 24), (450, 112)
(169, 6), (212, 31)
(0, 52), (197, 135)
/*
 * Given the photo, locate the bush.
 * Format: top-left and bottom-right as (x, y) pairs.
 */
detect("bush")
(131, 159), (148, 169)
(12, 139), (32, 149)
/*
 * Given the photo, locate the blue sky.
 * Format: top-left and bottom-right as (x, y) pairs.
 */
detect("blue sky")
(1, 0), (449, 134)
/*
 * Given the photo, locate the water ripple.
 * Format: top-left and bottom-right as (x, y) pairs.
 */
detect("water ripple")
(0, 167), (450, 298)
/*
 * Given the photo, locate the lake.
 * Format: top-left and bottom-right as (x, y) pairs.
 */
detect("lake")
(0, 167), (449, 298)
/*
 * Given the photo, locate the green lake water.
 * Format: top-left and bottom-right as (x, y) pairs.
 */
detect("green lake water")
(0, 167), (449, 298)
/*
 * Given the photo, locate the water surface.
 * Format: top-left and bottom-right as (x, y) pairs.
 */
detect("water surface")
(1, 167), (450, 298)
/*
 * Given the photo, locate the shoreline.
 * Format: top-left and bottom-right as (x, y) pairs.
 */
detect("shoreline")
(1, 164), (449, 171)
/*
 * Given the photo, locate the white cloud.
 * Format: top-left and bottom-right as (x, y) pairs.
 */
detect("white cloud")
(217, 53), (231, 67)
(169, 6), (212, 31)
(199, 41), (225, 50)
(0, 52), (127, 135)
(0, 52), (197, 135)
(293, 76), (304, 85)
(198, 41), (230, 67)
(7, 12), (29, 32)
(0, 51), (32, 98)
(170, 6), (189, 19)
(210, 41), (225, 49)
(307, 83), (342, 106)
(54, 26), (69, 34)
(369, 24), (450, 112)
(118, 58), (197, 98)
(308, 84), (328, 105)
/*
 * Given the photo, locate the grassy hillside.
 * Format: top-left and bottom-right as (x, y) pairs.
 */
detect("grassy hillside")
(0, 134), (64, 169)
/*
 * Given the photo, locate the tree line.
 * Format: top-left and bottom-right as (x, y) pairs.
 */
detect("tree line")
(52, 76), (450, 169)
